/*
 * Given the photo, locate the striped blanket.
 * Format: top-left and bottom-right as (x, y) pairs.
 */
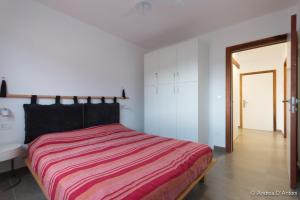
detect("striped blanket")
(28, 124), (212, 200)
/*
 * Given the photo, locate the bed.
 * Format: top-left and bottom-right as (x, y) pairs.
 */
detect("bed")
(23, 101), (215, 200)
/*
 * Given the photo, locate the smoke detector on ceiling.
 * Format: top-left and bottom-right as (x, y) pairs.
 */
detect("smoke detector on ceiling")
(130, 0), (184, 16)
(136, 0), (152, 14)
(135, 0), (153, 14)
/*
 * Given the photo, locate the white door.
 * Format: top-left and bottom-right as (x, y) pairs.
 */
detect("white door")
(144, 51), (159, 86)
(159, 46), (177, 84)
(144, 86), (160, 135)
(242, 73), (274, 131)
(158, 84), (177, 139)
(177, 39), (198, 83)
(176, 82), (198, 142)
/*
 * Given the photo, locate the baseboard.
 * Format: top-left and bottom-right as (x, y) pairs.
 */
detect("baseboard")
(213, 146), (226, 152)
(233, 134), (241, 142)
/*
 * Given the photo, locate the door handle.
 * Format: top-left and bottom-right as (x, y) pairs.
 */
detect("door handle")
(243, 100), (248, 108)
(282, 97), (300, 104)
(283, 97), (299, 113)
(292, 97), (300, 104)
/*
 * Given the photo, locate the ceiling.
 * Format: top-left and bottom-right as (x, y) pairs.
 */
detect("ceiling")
(234, 43), (287, 70)
(34, 0), (298, 50)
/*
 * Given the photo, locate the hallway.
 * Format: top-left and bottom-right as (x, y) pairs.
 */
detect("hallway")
(187, 129), (299, 200)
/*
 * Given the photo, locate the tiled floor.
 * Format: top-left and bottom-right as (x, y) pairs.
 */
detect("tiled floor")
(0, 168), (46, 200)
(187, 129), (300, 200)
(0, 129), (299, 200)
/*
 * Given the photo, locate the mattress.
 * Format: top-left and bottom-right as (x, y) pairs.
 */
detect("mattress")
(28, 124), (212, 200)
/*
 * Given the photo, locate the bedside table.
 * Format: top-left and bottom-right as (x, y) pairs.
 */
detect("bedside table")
(0, 143), (24, 190)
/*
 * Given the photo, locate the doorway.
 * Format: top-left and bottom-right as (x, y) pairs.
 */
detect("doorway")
(230, 43), (287, 149)
(226, 35), (288, 152)
(225, 15), (299, 189)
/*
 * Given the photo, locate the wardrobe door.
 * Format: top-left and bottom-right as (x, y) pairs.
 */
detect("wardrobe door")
(144, 86), (160, 135)
(158, 84), (177, 139)
(144, 51), (159, 86)
(176, 82), (198, 142)
(158, 46), (177, 85)
(177, 39), (198, 83)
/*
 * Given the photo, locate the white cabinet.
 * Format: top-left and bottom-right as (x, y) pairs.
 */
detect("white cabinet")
(144, 39), (208, 144)
(176, 82), (198, 142)
(177, 39), (198, 83)
(144, 86), (160, 135)
(144, 51), (159, 86)
(158, 46), (177, 85)
(158, 84), (177, 138)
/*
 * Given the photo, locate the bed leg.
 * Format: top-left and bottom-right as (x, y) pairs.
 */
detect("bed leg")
(199, 176), (205, 184)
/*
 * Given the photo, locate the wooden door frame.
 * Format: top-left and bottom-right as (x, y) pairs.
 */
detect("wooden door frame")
(232, 58), (240, 69)
(283, 59), (287, 138)
(290, 14), (298, 189)
(226, 34), (288, 153)
(239, 70), (277, 131)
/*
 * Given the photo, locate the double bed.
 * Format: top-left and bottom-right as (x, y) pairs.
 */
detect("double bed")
(23, 101), (215, 200)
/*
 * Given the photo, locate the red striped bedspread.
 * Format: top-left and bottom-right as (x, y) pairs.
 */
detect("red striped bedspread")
(28, 124), (213, 200)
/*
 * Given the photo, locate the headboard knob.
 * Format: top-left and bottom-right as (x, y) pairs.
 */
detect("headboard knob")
(73, 96), (78, 104)
(31, 95), (37, 104)
(55, 96), (61, 104)
(87, 96), (92, 104)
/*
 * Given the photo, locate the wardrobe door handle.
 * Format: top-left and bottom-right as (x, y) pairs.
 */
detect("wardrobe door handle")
(173, 73), (176, 83)
(155, 73), (158, 83)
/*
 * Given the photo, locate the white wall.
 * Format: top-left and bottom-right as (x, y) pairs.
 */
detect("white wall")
(198, 41), (210, 144)
(0, 0), (145, 172)
(232, 65), (240, 140)
(198, 7), (296, 147)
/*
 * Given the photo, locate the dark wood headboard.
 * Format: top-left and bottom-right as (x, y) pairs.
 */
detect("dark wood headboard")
(23, 103), (120, 144)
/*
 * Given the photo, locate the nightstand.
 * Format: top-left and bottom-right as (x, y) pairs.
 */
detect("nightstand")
(0, 143), (24, 190)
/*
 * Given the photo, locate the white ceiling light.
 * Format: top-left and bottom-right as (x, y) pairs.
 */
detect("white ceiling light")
(135, 0), (153, 15)
(129, 0), (184, 16)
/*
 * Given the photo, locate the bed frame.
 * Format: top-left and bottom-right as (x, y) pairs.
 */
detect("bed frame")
(25, 158), (216, 200)
(177, 158), (216, 200)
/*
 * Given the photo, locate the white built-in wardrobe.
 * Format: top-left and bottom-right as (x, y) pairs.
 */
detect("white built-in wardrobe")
(144, 38), (209, 144)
